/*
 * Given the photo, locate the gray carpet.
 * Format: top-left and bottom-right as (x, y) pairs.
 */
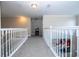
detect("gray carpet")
(12, 37), (55, 57)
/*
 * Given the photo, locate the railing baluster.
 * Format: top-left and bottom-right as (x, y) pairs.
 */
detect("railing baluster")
(55, 29), (56, 55)
(7, 30), (9, 56)
(61, 29), (63, 57)
(61, 29), (64, 57)
(3, 30), (4, 57)
(12, 30), (14, 52)
(63, 29), (65, 57)
(54, 30), (57, 53)
(1, 31), (3, 57)
(9, 30), (11, 54)
(58, 29), (60, 56)
(1, 31), (4, 57)
(60, 29), (62, 57)
(59, 29), (60, 56)
(8, 30), (10, 56)
(4, 30), (6, 57)
(0, 28), (28, 57)
(58, 29), (59, 56)
(6, 30), (7, 56)
(77, 29), (79, 57)
(1, 30), (3, 57)
(70, 29), (72, 57)
(10, 30), (12, 53)
(0, 31), (2, 57)
(11, 30), (13, 53)
(65, 29), (67, 57)
(56, 29), (58, 56)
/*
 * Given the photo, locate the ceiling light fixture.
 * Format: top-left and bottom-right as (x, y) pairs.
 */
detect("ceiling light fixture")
(31, 3), (38, 9)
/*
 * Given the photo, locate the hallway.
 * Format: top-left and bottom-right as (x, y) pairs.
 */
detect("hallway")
(12, 37), (55, 57)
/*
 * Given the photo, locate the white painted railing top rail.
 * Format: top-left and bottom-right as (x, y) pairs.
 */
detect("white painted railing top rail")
(43, 26), (79, 57)
(0, 28), (28, 57)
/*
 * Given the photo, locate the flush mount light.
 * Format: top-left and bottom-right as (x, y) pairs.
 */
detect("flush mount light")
(31, 3), (38, 9)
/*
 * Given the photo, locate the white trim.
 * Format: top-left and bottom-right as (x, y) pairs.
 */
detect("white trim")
(9, 37), (28, 57)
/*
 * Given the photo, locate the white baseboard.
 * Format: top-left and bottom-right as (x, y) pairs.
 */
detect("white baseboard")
(9, 37), (28, 57)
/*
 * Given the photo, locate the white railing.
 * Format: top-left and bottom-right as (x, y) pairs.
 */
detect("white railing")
(43, 26), (79, 57)
(0, 28), (28, 57)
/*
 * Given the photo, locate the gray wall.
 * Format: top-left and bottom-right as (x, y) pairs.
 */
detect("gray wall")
(43, 15), (76, 28)
(31, 17), (43, 36)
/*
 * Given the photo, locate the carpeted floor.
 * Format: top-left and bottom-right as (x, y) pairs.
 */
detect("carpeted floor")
(12, 37), (55, 57)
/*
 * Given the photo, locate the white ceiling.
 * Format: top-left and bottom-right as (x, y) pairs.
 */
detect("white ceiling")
(1, 1), (79, 17)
